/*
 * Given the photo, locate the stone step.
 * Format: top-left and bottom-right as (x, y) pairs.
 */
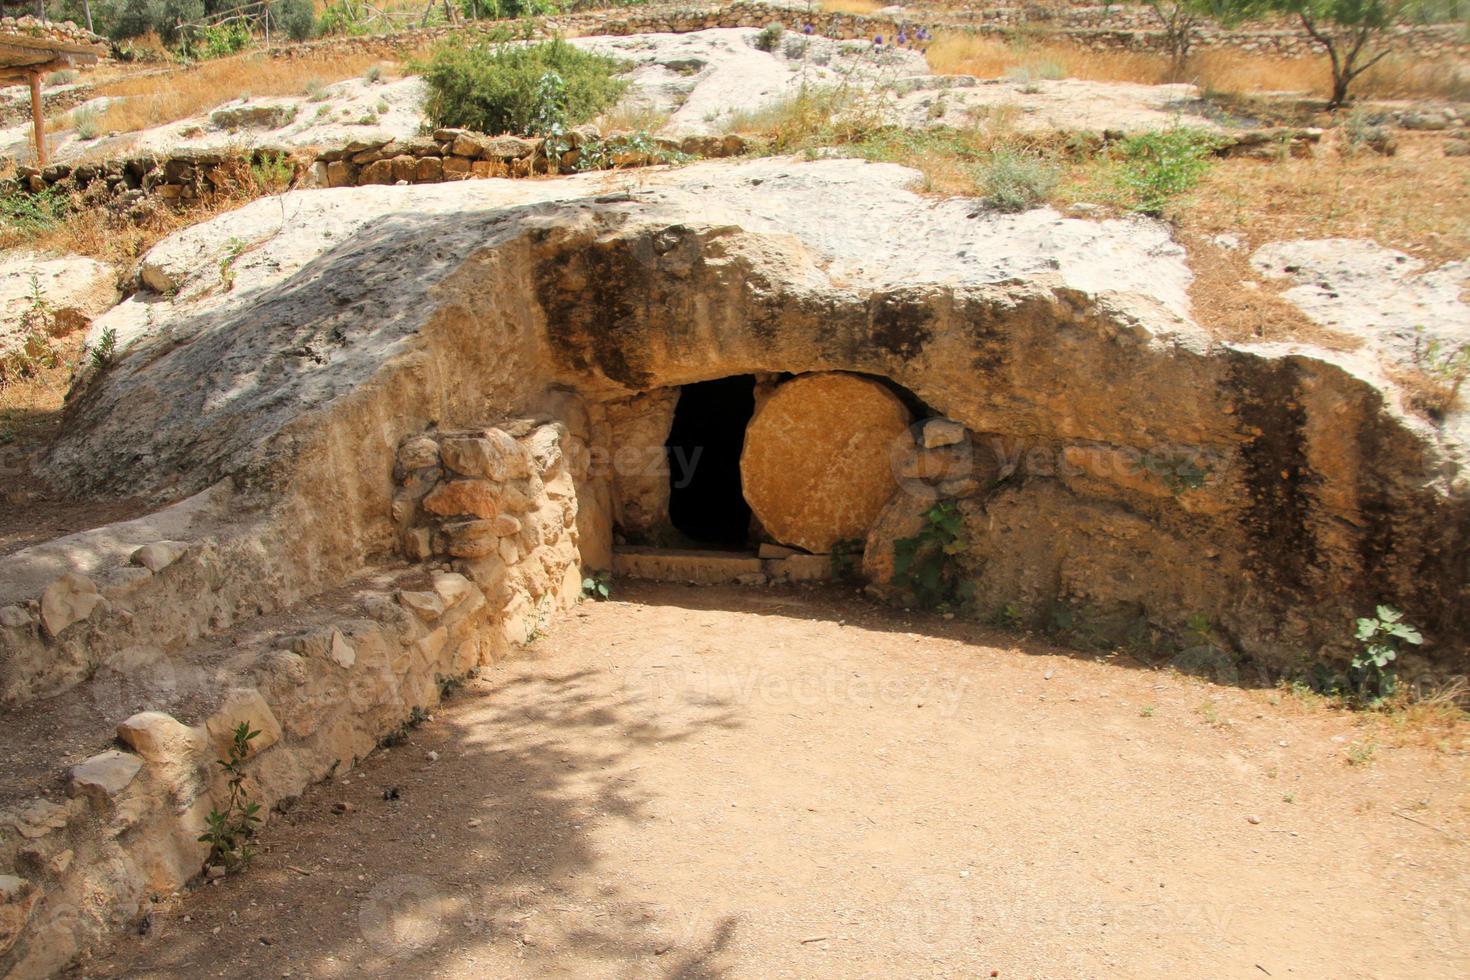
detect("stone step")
(613, 547), (831, 585)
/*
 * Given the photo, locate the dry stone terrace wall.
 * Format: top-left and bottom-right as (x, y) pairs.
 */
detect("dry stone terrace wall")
(0, 421), (587, 976)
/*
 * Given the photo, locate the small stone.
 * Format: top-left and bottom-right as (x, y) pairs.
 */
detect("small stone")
(117, 711), (204, 764)
(920, 418), (966, 448)
(440, 430), (528, 480)
(467, 818), (482, 827)
(399, 590), (447, 621)
(426, 750), (439, 762)
(758, 543), (798, 559)
(206, 865), (227, 879)
(329, 630), (356, 669)
(430, 571), (475, 609)
(398, 436), (440, 471)
(0, 605), (31, 628)
(423, 480), (500, 519)
(130, 540), (188, 573)
(68, 750), (143, 803)
(1246, 814), (1261, 825)
(492, 514), (521, 537)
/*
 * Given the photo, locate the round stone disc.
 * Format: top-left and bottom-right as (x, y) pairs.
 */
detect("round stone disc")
(740, 373), (912, 553)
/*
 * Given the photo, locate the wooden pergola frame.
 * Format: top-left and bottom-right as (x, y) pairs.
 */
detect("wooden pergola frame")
(0, 33), (102, 168)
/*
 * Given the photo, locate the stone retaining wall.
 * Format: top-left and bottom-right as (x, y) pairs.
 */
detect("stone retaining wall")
(0, 419), (592, 976)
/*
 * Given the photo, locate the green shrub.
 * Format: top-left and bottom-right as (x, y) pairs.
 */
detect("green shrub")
(418, 39), (628, 136)
(977, 147), (1059, 212)
(0, 185), (68, 237)
(180, 20), (253, 60)
(1113, 125), (1225, 216)
(276, 0), (317, 41)
(460, 0), (559, 17)
(754, 23), (784, 52)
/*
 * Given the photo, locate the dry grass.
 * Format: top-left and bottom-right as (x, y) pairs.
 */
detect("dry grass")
(85, 50), (403, 135)
(1176, 133), (1470, 266)
(819, 0), (885, 14)
(925, 33), (1470, 102)
(0, 159), (295, 268)
(0, 332), (82, 448)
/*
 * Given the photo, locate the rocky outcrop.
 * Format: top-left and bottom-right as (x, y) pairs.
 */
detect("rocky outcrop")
(4, 156), (1467, 973)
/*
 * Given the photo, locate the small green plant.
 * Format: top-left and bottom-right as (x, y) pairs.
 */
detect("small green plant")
(1346, 739), (1377, 766)
(830, 538), (864, 583)
(1352, 604), (1422, 702)
(574, 130), (689, 172)
(250, 153), (295, 192)
(754, 23), (785, 52)
(1140, 705), (1156, 717)
(1410, 326), (1470, 417)
(977, 147), (1059, 213)
(581, 569), (612, 601)
(1135, 451), (1212, 493)
(198, 722), (263, 871)
(1282, 792), (1295, 803)
(305, 78), (329, 102)
(893, 502), (969, 609)
(47, 69), (77, 85)
(218, 237), (247, 291)
(0, 185), (68, 236)
(364, 65), (383, 84)
(1197, 699), (1226, 728)
(1113, 126), (1226, 216)
(418, 39), (629, 137)
(89, 327), (117, 374)
(437, 673), (464, 699)
(376, 99), (391, 115)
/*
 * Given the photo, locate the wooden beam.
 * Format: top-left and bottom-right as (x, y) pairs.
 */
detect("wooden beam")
(29, 68), (45, 168)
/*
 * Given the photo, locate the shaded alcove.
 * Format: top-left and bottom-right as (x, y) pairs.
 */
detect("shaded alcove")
(665, 375), (756, 548)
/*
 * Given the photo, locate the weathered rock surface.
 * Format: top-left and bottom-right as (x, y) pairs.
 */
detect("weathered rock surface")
(4, 154), (1469, 977)
(0, 251), (118, 358)
(741, 373), (912, 553)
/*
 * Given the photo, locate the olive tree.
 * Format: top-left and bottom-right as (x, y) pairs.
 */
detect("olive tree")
(1255, 0), (1405, 107)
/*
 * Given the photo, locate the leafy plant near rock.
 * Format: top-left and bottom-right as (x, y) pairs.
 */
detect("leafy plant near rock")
(893, 502), (970, 609)
(418, 39), (629, 137)
(1352, 604), (1422, 703)
(1113, 126), (1227, 216)
(198, 722), (263, 872)
(581, 570), (612, 601)
(977, 146), (1059, 212)
(574, 130), (690, 172)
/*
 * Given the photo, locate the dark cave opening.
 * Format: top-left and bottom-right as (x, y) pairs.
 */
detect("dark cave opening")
(666, 375), (756, 549)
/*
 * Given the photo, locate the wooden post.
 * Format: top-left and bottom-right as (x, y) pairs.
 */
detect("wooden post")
(29, 69), (46, 168)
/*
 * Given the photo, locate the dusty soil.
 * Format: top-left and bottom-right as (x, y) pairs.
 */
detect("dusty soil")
(77, 582), (1470, 977)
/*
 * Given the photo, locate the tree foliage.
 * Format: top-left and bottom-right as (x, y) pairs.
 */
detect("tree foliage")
(1245, 0), (1405, 106)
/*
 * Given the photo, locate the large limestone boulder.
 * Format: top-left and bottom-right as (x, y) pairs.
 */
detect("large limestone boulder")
(740, 373), (912, 554)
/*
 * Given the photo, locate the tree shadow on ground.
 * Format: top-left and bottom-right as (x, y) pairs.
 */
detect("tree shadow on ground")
(84, 658), (745, 978)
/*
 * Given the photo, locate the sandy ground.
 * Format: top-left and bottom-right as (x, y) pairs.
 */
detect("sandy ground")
(81, 581), (1470, 978)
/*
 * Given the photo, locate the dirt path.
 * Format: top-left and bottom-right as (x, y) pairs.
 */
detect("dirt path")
(83, 582), (1470, 978)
